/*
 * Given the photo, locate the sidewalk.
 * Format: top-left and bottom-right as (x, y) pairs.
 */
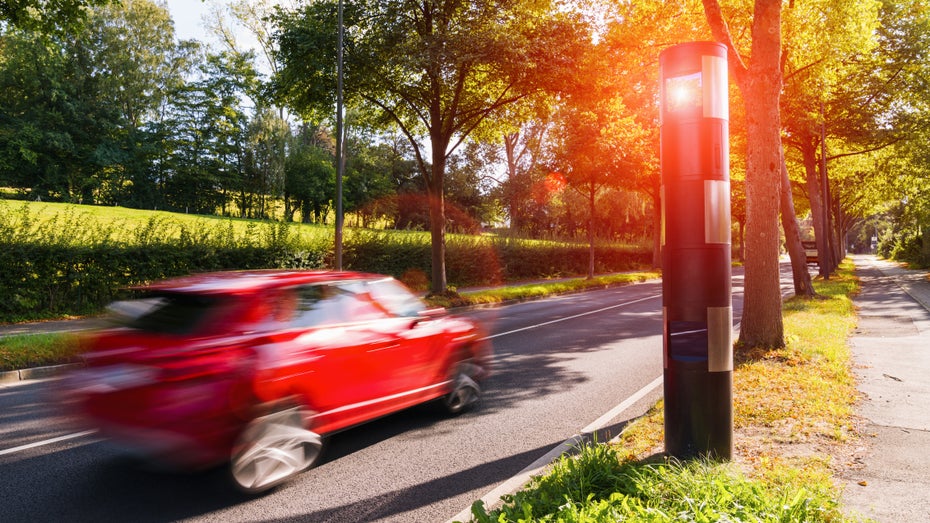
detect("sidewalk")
(840, 255), (930, 521)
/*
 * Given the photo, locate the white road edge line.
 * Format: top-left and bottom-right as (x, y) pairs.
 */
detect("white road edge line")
(446, 375), (664, 523)
(480, 294), (662, 341)
(0, 429), (98, 457)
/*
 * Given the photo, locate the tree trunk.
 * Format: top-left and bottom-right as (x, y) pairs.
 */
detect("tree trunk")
(428, 146), (448, 295)
(703, 0), (785, 348)
(741, 83), (785, 347)
(587, 184), (595, 279)
(738, 221), (745, 262)
(800, 139), (831, 278)
(780, 150), (815, 298)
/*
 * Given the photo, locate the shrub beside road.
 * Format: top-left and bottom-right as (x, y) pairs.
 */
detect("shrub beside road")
(0, 200), (651, 323)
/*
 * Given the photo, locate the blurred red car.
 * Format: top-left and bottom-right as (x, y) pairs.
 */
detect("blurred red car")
(64, 270), (491, 492)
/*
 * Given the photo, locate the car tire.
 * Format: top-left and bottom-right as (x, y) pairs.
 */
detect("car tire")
(229, 407), (322, 494)
(442, 361), (482, 415)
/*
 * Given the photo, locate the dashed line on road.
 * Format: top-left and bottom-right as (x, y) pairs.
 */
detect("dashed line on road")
(0, 429), (98, 457)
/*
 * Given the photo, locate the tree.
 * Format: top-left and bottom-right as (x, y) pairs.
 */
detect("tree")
(703, 0), (786, 348)
(206, 0), (290, 113)
(497, 120), (552, 235)
(780, 0), (882, 280)
(244, 108), (290, 219)
(82, 0), (191, 207)
(1, 0), (115, 34)
(274, 0), (590, 293)
(0, 25), (120, 202)
(551, 90), (648, 277)
(821, 0), (930, 268)
(285, 126), (335, 224)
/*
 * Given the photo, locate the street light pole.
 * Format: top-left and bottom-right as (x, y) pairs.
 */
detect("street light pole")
(334, 0), (345, 270)
(659, 41), (733, 460)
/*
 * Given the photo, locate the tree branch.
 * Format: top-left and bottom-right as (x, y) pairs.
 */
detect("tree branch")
(701, 0), (749, 87)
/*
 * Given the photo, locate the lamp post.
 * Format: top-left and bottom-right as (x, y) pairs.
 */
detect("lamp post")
(334, 0), (345, 270)
(659, 41), (733, 460)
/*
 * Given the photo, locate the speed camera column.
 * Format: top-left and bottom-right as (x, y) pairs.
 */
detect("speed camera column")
(659, 41), (733, 460)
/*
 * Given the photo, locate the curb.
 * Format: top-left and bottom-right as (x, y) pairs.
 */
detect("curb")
(0, 363), (83, 385)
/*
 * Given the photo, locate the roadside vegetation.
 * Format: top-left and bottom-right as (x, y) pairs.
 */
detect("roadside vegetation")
(467, 260), (861, 522)
(0, 201), (651, 324)
(0, 333), (83, 373)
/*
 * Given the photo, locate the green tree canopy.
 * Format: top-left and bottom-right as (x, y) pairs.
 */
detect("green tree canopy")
(273, 0), (592, 293)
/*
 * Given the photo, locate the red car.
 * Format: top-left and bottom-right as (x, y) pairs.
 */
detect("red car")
(64, 270), (491, 493)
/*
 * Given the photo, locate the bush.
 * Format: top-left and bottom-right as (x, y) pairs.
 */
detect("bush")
(0, 205), (329, 322)
(880, 229), (929, 268)
(0, 202), (652, 322)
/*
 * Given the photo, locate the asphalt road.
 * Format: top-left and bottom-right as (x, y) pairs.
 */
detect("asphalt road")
(0, 274), (746, 523)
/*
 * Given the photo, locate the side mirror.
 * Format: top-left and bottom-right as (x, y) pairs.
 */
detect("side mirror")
(409, 307), (446, 328)
(418, 307), (446, 319)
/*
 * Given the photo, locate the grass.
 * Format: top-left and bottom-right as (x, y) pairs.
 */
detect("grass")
(471, 260), (862, 522)
(1, 200), (639, 251)
(427, 272), (661, 308)
(0, 199), (334, 247)
(471, 444), (840, 522)
(0, 333), (82, 372)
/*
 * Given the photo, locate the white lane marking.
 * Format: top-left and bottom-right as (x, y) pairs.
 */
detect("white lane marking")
(480, 294), (662, 341)
(446, 375), (663, 523)
(0, 429), (98, 457)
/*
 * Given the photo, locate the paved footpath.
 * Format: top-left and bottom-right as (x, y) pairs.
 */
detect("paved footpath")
(840, 255), (930, 522)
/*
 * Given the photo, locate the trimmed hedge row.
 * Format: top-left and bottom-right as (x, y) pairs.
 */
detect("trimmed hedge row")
(1, 243), (313, 320)
(343, 231), (653, 290)
(0, 208), (651, 322)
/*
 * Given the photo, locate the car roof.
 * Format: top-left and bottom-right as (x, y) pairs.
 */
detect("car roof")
(134, 270), (387, 296)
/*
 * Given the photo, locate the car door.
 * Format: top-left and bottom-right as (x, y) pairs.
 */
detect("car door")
(285, 283), (400, 426)
(362, 278), (446, 394)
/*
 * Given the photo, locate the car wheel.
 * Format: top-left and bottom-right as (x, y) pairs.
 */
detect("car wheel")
(443, 361), (482, 415)
(230, 407), (322, 494)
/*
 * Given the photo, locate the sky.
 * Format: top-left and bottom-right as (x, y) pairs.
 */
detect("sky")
(164, 0), (218, 43)
(164, 0), (281, 70)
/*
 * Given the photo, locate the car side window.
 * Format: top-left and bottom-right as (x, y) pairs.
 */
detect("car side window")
(365, 278), (426, 318)
(291, 283), (389, 327)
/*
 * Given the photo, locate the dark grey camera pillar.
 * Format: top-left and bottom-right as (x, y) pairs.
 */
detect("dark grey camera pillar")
(659, 41), (733, 460)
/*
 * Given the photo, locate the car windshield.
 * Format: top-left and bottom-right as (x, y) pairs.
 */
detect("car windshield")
(365, 278), (426, 317)
(124, 293), (223, 335)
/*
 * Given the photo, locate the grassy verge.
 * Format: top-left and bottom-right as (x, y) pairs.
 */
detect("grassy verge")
(0, 333), (82, 372)
(469, 260), (861, 522)
(427, 272), (661, 308)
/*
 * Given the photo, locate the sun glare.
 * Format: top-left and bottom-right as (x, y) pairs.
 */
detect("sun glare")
(666, 72), (703, 112)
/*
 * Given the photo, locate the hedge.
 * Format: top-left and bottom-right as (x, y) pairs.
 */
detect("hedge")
(0, 204), (651, 322)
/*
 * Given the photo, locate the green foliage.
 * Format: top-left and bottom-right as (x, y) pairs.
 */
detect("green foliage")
(273, 0), (593, 292)
(343, 230), (651, 290)
(0, 333), (81, 372)
(0, 0), (116, 35)
(880, 229), (928, 267)
(470, 445), (845, 523)
(0, 201), (651, 322)
(0, 202), (326, 322)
